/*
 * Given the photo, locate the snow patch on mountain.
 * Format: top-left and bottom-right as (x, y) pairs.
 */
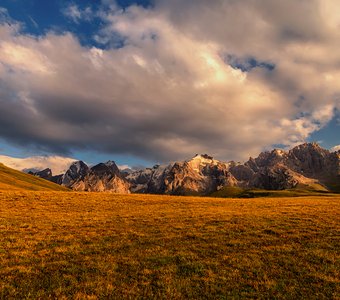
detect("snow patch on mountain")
(272, 149), (286, 157)
(331, 145), (340, 152)
(188, 154), (219, 172)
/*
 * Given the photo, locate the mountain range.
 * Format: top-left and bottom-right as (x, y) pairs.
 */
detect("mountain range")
(24, 143), (340, 196)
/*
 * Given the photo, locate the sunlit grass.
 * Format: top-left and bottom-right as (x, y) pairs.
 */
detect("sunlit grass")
(0, 163), (68, 191)
(0, 191), (339, 299)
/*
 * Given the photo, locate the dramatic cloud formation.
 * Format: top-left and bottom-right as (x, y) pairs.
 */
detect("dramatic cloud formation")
(0, 154), (131, 174)
(0, 155), (76, 174)
(0, 1), (339, 162)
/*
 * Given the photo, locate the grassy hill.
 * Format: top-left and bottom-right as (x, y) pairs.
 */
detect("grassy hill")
(0, 163), (68, 191)
(211, 183), (335, 198)
(0, 192), (338, 299)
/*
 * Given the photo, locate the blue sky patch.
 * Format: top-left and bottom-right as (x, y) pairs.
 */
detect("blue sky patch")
(225, 54), (275, 72)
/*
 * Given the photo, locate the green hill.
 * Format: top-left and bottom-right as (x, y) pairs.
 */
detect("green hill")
(210, 184), (334, 198)
(0, 163), (69, 191)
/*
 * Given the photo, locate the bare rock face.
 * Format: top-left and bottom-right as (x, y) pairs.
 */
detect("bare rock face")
(249, 164), (316, 190)
(45, 160), (131, 193)
(247, 149), (288, 170)
(72, 173), (130, 193)
(30, 168), (53, 180)
(126, 143), (340, 194)
(334, 151), (340, 175)
(127, 154), (237, 195)
(70, 161), (130, 193)
(286, 143), (335, 177)
(126, 167), (155, 193)
(241, 143), (340, 190)
(61, 161), (90, 187)
(33, 143), (340, 194)
(30, 168), (64, 185)
(163, 161), (207, 195)
(229, 163), (255, 184)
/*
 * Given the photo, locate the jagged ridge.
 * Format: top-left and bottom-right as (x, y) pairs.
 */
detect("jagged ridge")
(32, 143), (340, 195)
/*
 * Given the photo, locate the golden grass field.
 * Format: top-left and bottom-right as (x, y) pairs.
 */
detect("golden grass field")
(0, 191), (339, 299)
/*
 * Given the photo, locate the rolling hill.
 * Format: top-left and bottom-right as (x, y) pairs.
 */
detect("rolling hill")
(0, 163), (69, 191)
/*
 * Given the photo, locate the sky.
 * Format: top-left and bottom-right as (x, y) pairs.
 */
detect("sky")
(0, 0), (339, 168)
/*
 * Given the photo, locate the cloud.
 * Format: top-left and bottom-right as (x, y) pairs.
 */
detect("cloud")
(0, 1), (339, 163)
(0, 155), (76, 175)
(28, 16), (39, 29)
(117, 164), (131, 171)
(0, 7), (11, 23)
(62, 3), (93, 23)
(331, 145), (340, 152)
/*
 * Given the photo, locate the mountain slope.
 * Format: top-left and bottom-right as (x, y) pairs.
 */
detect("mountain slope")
(127, 154), (237, 195)
(0, 155), (76, 175)
(26, 143), (340, 195)
(56, 161), (130, 193)
(126, 143), (340, 195)
(244, 143), (340, 192)
(0, 163), (69, 191)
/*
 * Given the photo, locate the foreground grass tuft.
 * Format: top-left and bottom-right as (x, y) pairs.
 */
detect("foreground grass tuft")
(0, 191), (339, 299)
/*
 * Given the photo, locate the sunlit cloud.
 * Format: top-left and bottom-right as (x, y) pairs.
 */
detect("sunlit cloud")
(0, 0), (339, 162)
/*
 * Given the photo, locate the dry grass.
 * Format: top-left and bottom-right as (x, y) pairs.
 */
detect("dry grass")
(0, 191), (339, 299)
(0, 163), (68, 191)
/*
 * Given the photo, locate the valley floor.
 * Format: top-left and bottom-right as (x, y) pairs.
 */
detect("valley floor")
(0, 191), (339, 299)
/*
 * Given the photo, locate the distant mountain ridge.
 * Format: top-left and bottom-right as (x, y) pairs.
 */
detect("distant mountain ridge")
(29, 143), (340, 195)
(31, 160), (130, 193)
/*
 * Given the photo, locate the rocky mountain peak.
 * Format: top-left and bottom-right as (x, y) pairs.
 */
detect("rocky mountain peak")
(193, 154), (214, 160)
(91, 161), (120, 177)
(291, 142), (326, 154)
(31, 168), (53, 180)
(105, 160), (118, 167)
(28, 142), (340, 194)
(272, 149), (287, 157)
(188, 154), (219, 172)
(287, 142), (332, 176)
(60, 161), (90, 187)
(59, 159), (130, 193)
(247, 148), (286, 170)
(68, 161), (89, 177)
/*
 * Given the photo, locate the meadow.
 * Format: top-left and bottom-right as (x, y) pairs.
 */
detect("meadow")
(0, 191), (339, 299)
(0, 163), (68, 192)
